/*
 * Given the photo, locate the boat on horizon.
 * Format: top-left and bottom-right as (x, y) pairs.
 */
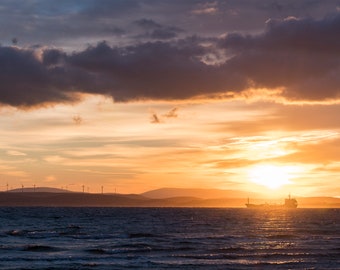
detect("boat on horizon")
(245, 195), (298, 209)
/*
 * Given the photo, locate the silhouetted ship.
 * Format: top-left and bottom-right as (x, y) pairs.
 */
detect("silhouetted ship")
(245, 195), (298, 209)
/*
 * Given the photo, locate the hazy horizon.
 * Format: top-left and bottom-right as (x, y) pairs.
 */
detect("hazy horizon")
(0, 1), (340, 198)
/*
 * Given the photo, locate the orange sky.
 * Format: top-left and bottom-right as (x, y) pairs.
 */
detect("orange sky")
(0, 1), (339, 197)
(1, 95), (339, 196)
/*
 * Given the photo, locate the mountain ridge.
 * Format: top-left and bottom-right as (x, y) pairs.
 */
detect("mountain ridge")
(141, 187), (258, 199)
(9, 187), (73, 193)
(2, 187), (339, 208)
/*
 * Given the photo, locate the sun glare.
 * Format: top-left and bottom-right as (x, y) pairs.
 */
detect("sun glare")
(248, 164), (296, 190)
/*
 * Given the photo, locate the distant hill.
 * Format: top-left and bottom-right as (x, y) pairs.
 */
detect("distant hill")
(0, 192), (151, 207)
(0, 192), (254, 208)
(0, 191), (339, 208)
(1, 186), (339, 208)
(297, 197), (340, 208)
(9, 187), (72, 193)
(141, 188), (258, 199)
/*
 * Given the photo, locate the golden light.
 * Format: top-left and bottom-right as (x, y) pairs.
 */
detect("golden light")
(248, 164), (297, 190)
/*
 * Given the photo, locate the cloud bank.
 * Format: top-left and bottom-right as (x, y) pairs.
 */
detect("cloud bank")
(0, 13), (339, 108)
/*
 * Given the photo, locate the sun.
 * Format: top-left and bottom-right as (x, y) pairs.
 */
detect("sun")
(248, 164), (294, 190)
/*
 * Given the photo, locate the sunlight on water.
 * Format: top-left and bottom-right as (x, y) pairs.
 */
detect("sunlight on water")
(0, 207), (338, 269)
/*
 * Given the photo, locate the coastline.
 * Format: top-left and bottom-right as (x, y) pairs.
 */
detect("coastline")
(0, 192), (339, 208)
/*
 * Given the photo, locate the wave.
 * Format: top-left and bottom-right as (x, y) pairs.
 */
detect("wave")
(127, 232), (158, 238)
(22, 245), (64, 252)
(85, 248), (108, 255)
(266, 234), (299, 239)
(0, 207), (338, 269)
(6, 229), (28, 236)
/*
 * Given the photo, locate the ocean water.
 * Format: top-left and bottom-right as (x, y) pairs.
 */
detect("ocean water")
(0, 207), (339, 269)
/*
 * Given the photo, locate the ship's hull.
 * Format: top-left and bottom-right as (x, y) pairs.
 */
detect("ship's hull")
(245, 203), (297, 209)
(245, 196), (298, 209)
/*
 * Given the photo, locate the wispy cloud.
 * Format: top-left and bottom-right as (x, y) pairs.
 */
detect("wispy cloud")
(192, 2), (218, 15)
(72, 115), (83, 125)
(7, 150), (27, 156)
(163, 107), (178, 118)
(150, 113), (161, 124)
(150, 107), (179, 123)
(133, 18), (183, 40)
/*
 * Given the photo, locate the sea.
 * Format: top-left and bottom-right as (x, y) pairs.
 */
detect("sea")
(0, 207), (339, 269)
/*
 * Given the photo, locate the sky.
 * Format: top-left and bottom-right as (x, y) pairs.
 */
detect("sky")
(0, 0), (340, 197)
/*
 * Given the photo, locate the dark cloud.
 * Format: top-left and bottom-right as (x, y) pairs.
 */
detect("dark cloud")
(42, 49), (66, 66)
(149, 27), (181, 40)
(0, 46), (100, 107)
(134, 18), (162, 29)
(0, 13), (339, 108)
(0, 0), (127, 47)
(0, 46), (68, 107)
(222, 14), (340, 52)
(67, 39), (243, 101)
(219, 13), (340, 101)
(134, 18), (183, 40)
(1, 0), (337, 48)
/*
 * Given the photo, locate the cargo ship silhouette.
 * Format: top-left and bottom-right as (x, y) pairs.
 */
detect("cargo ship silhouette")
(245, 194), (298, 209)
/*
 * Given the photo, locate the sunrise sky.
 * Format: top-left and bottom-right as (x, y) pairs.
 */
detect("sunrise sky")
(0, 0), (340, 197)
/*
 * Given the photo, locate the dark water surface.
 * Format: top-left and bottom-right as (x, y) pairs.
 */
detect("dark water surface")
(0, 207), (339, 269)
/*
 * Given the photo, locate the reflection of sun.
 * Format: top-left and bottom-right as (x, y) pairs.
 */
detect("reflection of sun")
(248, 164), (296, 189)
